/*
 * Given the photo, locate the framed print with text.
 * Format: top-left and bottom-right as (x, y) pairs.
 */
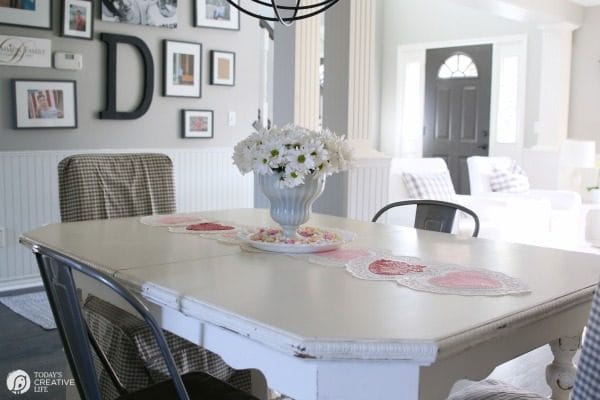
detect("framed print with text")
(0, 0), (52, 29)
(210, 50), (235, 86)
(182, 109), (213, 138)
(164, 40), (202, 98)
(12, 79), (78, 129)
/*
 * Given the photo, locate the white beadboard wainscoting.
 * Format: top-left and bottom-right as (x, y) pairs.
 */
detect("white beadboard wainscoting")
(347, 157), (391, 222)
(0, 148), (254, 291)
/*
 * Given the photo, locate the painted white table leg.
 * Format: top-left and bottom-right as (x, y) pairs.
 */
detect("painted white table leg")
(545, 335), (581, 400)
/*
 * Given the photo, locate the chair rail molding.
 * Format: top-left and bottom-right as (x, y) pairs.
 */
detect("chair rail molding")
(0, 148), (253, 292)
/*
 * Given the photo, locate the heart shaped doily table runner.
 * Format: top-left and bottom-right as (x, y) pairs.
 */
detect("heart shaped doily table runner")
(346, 254), (530, 296)
(141, 216), (529, 296)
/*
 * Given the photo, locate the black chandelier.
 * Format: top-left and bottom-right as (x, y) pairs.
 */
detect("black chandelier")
(225, 0), (341, 26)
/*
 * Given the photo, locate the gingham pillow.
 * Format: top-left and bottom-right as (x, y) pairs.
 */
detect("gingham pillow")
(402, 171), (456, 200)
(489, 162), (530, 193)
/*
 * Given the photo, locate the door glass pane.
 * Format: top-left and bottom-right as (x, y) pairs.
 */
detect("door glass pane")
(437, 53), (478, 79)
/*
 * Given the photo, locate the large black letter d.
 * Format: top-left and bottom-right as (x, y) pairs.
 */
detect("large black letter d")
(99, 33), (154, 120)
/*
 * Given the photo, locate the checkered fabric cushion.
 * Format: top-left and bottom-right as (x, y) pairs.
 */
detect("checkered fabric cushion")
(572, 283), (600, 400)
(489, 162), (530, 193)
(84, 296), (252, 400)
(58, 153), (176, 222)
(402, 171), (456, 200)
(446, 379), (546, 399)
(59, 154), (250, 399)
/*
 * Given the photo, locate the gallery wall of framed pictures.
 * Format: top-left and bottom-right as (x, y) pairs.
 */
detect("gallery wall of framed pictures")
(0, 0), (249, 141)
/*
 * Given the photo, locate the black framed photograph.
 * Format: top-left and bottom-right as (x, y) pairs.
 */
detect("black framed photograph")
(102, 0), (178, 28)
(210, 50), (235, 86)
(0, 0), (52, 29)
(194, 0), (239, 30)
(61, 0), (93, 39)
(182, 109), (213, 138)
(163, 40), (202, 98)
(12, 79), (78, 129)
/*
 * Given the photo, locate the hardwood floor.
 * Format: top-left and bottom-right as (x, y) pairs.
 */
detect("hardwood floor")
(0, 288), (72, 400)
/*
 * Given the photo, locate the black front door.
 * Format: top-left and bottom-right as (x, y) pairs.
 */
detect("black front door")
(423, 44), (492, 194)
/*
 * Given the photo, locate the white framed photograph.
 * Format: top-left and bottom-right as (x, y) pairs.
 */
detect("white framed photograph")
(0, 0), (52, 30)
(12, 79), (77, 129)
(163, 40), (202, 98)
(210, 50), (235, 86)
(61, 0), (93, 39)
(182, 109), (213, 139)
(194, 0), (239, 30)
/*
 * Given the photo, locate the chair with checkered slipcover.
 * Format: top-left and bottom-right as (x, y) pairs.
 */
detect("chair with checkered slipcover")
(33, 243), (258, 400)
(447, 281), (600, 400)
(58, 153), (176, 222)
(58, 153), (253, 399)
(372, 199), (480, 237)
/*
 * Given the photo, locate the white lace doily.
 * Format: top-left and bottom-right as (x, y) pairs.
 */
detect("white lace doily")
(346, 253), (438, 281)
(395, 267), (530, 296)
(306, 248), (380, 267)
(139, 213), (208, 227)
(346, 254), (530, 296)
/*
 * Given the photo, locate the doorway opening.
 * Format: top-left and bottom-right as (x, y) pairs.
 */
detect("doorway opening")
(424, 44), (492, 194)
(390, 35), (527, 194)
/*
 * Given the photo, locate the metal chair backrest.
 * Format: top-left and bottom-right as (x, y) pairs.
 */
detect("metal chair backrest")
(372, 199), (480, 237)
(58, 153), (176, 222)
(33, 244), (191, 400)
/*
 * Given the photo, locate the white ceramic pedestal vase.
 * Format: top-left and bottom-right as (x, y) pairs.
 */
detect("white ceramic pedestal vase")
(259, 173), (326, 239)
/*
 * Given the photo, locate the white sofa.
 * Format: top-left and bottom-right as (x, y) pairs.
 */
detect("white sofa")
(467, 156), (582, 247)
(387, 157), (555, 243)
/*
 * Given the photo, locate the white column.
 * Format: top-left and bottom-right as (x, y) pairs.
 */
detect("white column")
(347, 0), (376, 144)
(294, 13), (321, 130)
(318, 0), (391, 220)
(534, 23), (577, 148)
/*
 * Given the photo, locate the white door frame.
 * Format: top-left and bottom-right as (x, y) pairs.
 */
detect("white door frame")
(391, 34), (527, 162)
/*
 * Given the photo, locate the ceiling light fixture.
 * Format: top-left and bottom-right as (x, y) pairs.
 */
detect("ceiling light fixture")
(226, 0), (341, 27)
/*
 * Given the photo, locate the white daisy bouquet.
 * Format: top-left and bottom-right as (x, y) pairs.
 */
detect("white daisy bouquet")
(233, 124), (354, 188)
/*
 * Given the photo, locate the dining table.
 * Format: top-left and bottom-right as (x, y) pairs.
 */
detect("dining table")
(19, 208), (600, 400)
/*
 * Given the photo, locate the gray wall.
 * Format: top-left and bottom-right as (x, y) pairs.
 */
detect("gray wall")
(377, 0), (543, 153)
(0, 2), (262, 151)
(569, 6), (600, 147)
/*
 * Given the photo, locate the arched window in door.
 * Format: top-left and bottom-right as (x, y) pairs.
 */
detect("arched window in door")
(438, 53), (478, 79)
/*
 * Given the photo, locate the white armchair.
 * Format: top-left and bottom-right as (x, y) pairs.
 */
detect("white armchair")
(467, 156), (582, 246)
(388, 157), (553, 241)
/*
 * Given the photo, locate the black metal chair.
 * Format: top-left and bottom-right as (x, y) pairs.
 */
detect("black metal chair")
(33, 244), (258, 400)
(372, 199), (480, 237)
